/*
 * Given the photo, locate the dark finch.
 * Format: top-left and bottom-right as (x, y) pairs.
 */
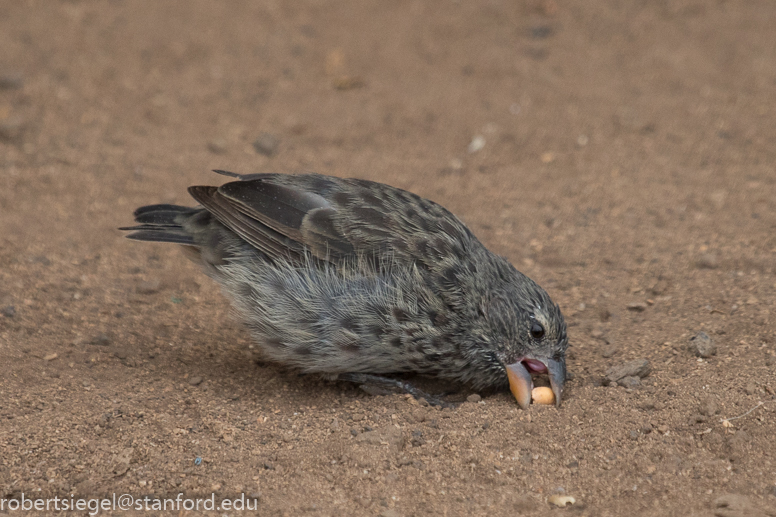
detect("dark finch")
(121, 171), (568, 407)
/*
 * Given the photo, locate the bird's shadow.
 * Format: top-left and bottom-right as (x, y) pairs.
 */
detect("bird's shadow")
(196, 344), (474, 409)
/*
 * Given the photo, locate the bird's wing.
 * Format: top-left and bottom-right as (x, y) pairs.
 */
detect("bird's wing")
(188, 171), (477, 268)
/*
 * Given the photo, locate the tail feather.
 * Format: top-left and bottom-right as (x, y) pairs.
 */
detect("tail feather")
(124, 230), (195, 245)
(133, 203), (198, 216)
(132, 211), (186, 225)
(212, 169), (274, 182)
(121, 204), (199, 245)
(119, 224), (182, 231)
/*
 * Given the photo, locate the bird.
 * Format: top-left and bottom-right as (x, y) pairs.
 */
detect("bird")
(121, 170), (568, 408)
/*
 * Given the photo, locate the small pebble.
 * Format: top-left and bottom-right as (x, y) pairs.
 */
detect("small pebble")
(466, 394), (482, 403)
(618, 376), (641, 389)
(136, 279), (161, 294)
(91, 334), (111, 346)
(547, 494), (575, 507)
(207, 139), (228, 154)
(410, 430), (425, 447)
(690, 332), (716, 358)
(699, 396), (719, 416)
(253, 133), (279, 157)
(601, 345), (617, 358)
(638, 401), (656, 411)
(467, 135), (486, 153)
(188, 376), (203, 386)
(447, 158), (463, 172)
(696, 253), (719, 269)
(649, 278), (669, 295)
(605, 358), (651, 385)
(626, 302), (647, 312)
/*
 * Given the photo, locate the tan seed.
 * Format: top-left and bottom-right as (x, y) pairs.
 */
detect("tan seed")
(531, 386), (555, 405)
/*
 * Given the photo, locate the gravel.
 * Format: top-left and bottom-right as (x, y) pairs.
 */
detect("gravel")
(690, 332), (716, 358)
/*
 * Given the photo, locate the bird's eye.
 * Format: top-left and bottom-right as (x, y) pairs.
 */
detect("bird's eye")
(530, 322), (545, 340)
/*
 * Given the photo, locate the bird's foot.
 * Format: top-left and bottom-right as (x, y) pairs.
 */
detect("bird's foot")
(337, 373), (456, 409)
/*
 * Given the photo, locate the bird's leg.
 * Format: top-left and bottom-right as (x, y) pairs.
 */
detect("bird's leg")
(337, 373), (455, 408)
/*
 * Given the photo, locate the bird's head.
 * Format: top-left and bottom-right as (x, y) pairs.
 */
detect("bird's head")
(475, 272), (568, 409)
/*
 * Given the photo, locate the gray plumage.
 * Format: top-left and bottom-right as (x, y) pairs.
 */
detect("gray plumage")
(122, 170), (568, 406)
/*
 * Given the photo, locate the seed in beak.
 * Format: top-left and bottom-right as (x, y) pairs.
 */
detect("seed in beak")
(531, 386), (555, 405)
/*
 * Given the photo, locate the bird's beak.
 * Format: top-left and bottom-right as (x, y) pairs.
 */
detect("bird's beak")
(505, 362), (533, 409)
(506, 356), (567, 409)
(546, 356), (566, 408)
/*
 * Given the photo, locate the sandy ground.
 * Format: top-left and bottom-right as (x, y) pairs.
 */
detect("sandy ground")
(1, 1), (776, 516)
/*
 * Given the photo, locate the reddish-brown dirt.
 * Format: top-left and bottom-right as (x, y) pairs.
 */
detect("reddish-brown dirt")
(1, 1), (775, 516)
